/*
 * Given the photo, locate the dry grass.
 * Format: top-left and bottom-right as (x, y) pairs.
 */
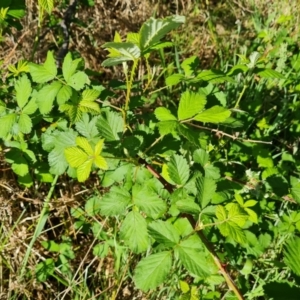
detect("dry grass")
(1, 0), (299, 299)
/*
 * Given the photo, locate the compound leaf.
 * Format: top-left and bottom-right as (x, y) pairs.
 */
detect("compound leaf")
(134, 251), (172, 291)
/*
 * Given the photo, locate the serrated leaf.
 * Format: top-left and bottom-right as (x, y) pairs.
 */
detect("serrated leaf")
(15, 74), (31, 109)
(36, 81), (62, 114)
(176, 199), (200, 214)
(178, 90), (206, 121)
(81, 89), (101, 102)
(284, 237), (300, 276)
(22, 98), (38, 115)
(148, 220), (180, 247)
(120, 211), (149, 253)
(62, 53), (82, 82)
(38, 0), (54, 13)
(102, 42), (140, 60)
(256, 68), (285, 79)
(67, 71), (89, 91)
(139, 15), (185, 51)
(194, 106), (231, 123)
(57, 85), (72, 105)
(96, 110), (123, 141)
(193, 149), (209, 166)
(134, 251), (172, 291)
(165, 74), (184, 86)
(167, 154), (190, 185)
(196, 175), (216, 208)
(155, 107), (177, 121)
(77, 159), (93, 182)
(0, 113), (16, 138)
(133, 185), (166, 219)
(29, 51), (57, 83)
(196, 69), (235, 83)
(5, 149), (29, 176)
(75, 114), (99, 140)
(99, 186), (131, 216)
(79, 100), (101, 114)
(176, 235), (214, 278)
(76, 136), (93, 155)
(65, 147), (88, 168)
(18, 114), (32, 134)
(157, 120), (178, 136)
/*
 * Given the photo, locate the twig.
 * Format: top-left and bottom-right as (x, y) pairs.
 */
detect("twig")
(187, 122), (272, 145)
(138, 158), (244, 300)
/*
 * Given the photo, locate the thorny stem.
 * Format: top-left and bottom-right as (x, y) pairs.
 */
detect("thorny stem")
(234, 84), (248, 109)
(138, 158), (244, 300)
(187, 122), (272, 145)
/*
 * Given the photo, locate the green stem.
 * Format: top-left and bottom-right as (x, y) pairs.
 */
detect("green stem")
(20, 175), (59, 278)
(234, 85), (248, 109)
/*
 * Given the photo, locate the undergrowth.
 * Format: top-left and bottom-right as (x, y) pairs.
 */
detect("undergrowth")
(1, 1), (300, 300)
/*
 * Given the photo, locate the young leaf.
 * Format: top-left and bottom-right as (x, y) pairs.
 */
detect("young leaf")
(15, 74), (31, 109)
(22, 98), (38, 115)
(167, 154), (190, 185)
(194, 106), (231, 123)
(35, 258), (55, 282)
(196, 175), (216, 208)
(29, 51), (57, 83)
(178, 90), (206, 121)
(134, 251), (172, 291)
(120, 211), (149, 253)
(133, 184), (167, 219)
(18, 113), (32, 134)
(157, 120), (178, 136)
(98, 186), (131, 216)
(57, 85), (72, 105)
(139, 15), (185, 52)
(148, 220), (180, 247)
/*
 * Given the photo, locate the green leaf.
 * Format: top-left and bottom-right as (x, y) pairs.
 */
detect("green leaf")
(102, 42), (140, 60)
(120, 211), (149, 253)
(284, 237), (300, 276)
(57, 85), (72, 105)
(165, 74), (184, 86)
(5, 149), (29, 176)
(98, 186), (131, 216)
(67, 71), (89, 91)
(196, 69), (235, 83)
(139, 15), (185, 52)
(96, 110), (123, 141)
(196, 175), (216, 208)
(38, 0), (54, 13)
(194, 106), (231, 123)
(176, 235), (215, 278)
(133, 185), (167, 219)
(178, 90), (206, 121)
(29, 51), (57, 83)
(36, 81), (62, 114)
(81, 89), (101, 102)
(216, 205), (247, 244)
(18, 113), (32, 134)
(42, 128), (77, 175)
(155, 107), (177, 121)
(62, 53), (82, 82)
(0, 113), (17, 138)
(167, 154), (190, 185)
(134, 251), (172, 291)
(193, 149), (209, 166)
(148, 220), (180, 247)
(35, 258), (55, 282)
(102, 56), (134, 67)
(256, 68), (285, 79)
(157, 120), (178, 136)
(15, 74), (31, 109)
(22, 98), (38, 115)
(75, 113), (99, 141)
